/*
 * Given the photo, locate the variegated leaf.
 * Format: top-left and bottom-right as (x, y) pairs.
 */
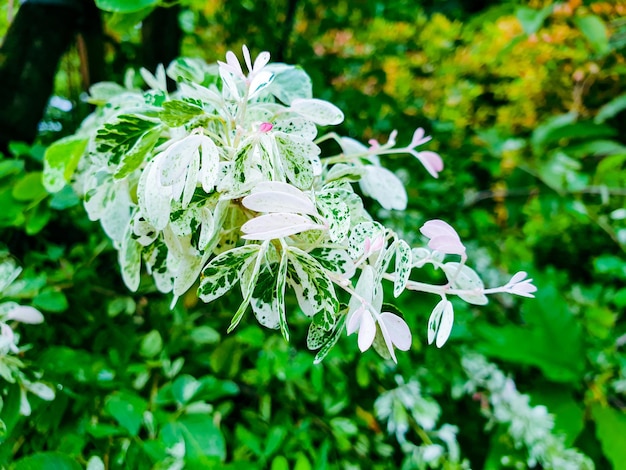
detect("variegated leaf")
(393, 240), (412, 297)
(287, 247), (338, 330)
(275, 134), (321, 189)
(290, 98), (344, 126)
(198, 245), (261, 303)
(316, 191), (350, 243)
(347, 221), (385, 259)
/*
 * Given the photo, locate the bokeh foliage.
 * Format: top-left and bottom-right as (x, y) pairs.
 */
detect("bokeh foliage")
(1, 0), (626, 468)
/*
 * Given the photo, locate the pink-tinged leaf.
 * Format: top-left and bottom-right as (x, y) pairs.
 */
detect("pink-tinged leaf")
(436, 301), (454, 348)
(357, 310), (376, 352)
(410, 127), (432, 147)
(242, 189), (317, 215)
(428, 236), (466, 256)
(410, 149), (443, 178)
(6, 305), (44, 324)
(380, 312), (411, 350)
(420, 219), (457, 238)
(241, 213), (325, 240)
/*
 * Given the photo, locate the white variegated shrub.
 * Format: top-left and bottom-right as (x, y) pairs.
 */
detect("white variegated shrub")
(43, 46), (536, 362)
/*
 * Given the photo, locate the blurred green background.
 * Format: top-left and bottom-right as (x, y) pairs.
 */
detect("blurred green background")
(1, 0), (626, 468)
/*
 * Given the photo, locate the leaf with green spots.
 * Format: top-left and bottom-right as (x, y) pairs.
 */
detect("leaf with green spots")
(393, 240), (412, 297)
(276, 134), (321, 190)
(316, 191), (350, 242)
(287, 247), (338, 330)
(198, 245), (261, 303)
(347, 221), (385, 259)
(310, 247), (355, 278)
(43, 136), (88, 192)
(160, 100), (204, 127)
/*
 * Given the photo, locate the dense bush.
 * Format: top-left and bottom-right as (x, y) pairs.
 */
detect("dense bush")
(1, 1), (625, 468)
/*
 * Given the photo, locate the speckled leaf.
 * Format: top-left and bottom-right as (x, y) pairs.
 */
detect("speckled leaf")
(276, 134), (321, 189)
(347, 221), (385, 259)
(290, 98), (344, 126)
(120, 225), (142, 292)
(313, 314), (347, 364)
(287, 246), (338, 329)
(273, 117), (318, 140)
(198, 245), (260, 303)
(275, 249), (289, 341)
(310, 248), (355, 278)
(316, 191), (350, 242)
(393, 240), (412, 297)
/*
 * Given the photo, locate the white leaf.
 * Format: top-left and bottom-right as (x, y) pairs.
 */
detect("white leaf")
(339, 137), (368, 155)
(181, 150), (199, 208)
(249, 71), (275, 98)
(290, 98), (344, 126)
(357, 310), (376, 352)
(241, 213), (325, 240)
(6, 306), (44, 324)
(380, 312), (411, 350)
(242, 189), (317, 215)
(436, 301), (454, 348)
(159, 135), (200, 186)
(199, 136), (220, 192)
(348, 265), (375, 317)
(427, 300), (446, 346)
(138, 157), (172, 231)
(24, 381), (55, 401)
(442, 262), (488, 305)
(359, 165), (407, 211)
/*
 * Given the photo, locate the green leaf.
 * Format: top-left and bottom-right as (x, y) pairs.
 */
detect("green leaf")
(140, 330), (163, 358)
(198, 245), (261, 303)
(475, 272), (585, 382)
(531, 113), (577, 155)
(12, 172), (47, 202)
(95, 113), (161, 177)
(516, 5), (552, 34)
(595, 93), (626, 123)
(171, 375), (202, 405)
(33, 289), (68, 312)
(160, 414), (226, 464)
(43, 136), (88, 192)
(592, 404), (626, 469)
(105, 391), (148, 437)
(11, 452), (81, 470)
(575, 15), (610, 55)
(95, 0), (159, 13)
(160, 100), (204, 127)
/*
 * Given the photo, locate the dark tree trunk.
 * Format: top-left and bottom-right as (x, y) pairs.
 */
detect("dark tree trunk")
(141, 5), (182, 90)
(0, 1), (82, 153)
